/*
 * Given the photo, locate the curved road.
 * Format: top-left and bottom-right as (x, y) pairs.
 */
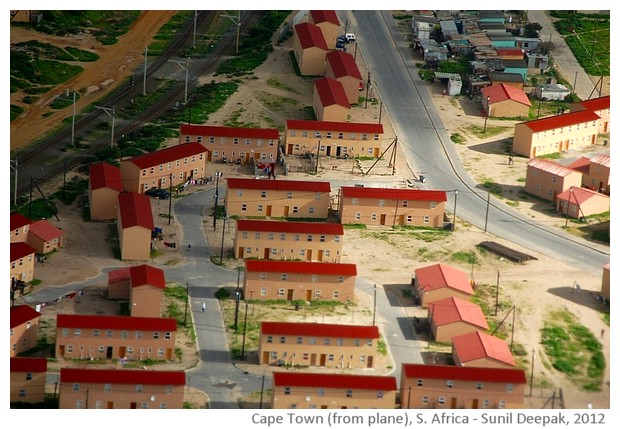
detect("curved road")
(342, 11), (609, 274)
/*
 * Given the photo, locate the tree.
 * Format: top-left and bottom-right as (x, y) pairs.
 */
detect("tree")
(538, 41), (557, 55)
(525, 22), (543, 38)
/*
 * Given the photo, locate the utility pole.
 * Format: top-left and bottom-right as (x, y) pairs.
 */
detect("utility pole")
(234, 268), (241, 329)
(10, 159), (17, 207)
(241, 301), (249, 359)
(452, 190), (458, 231)
(529, 349), (535, 396)
(143, 46), (148, 96)
(495, 271), (500, 316)
(168, 173), (173, 225)
(213, 171), (222, 231)
(372, 284), (377, 326)
(364, 72), (370, 108)
(184, 282), (189, 325)
(168, 58), (189, 104)
(220, 215), (228, 263)
(223, 11), (241, 53)
(94, 106), (115, 147)
(484, 191), (491, 232)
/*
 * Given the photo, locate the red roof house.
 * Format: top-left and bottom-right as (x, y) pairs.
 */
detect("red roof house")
(570, 95), (610, 134)
(89, 162), (123, 220)
(308, 10), (341, 49)
(107, 267), (132, 299)
(481, 83), (531, 118)
(413, 263), (474, 307)
(117, 192), (154, 260)
(129, 264), (166, 318)
(427, 296), (489, 343)
(10, 242), (37, 284)
(10, 357), (48, 403)
(27, 219), (64, 254)
(555, 186), (610, 219)
(325, 50), (363, 104)
(293, 22), (329, 75)
(10, 305), (42, 356)
(313, 76), (351, 122)
(10, 212), (31, 243)
(452, 330), (516, 368)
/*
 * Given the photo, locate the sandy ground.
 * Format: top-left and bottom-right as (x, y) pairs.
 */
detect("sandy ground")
(12, 13), (610, 410)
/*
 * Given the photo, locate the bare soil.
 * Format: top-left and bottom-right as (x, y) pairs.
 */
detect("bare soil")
(12, 13), (610, 410)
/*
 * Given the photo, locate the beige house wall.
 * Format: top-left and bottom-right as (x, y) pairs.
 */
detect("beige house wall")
(556, 193), (610, 218)
(225, 188), (330, 219)
(601, 266), (610, 301)
(258, 334), (378, 368)
(312, 90), (349, 122)
(400, 376), (525, 409)
(10, 319), (39, 357)
(417, 286), (472, 308)
(10, 224), (29, 243)
(432, 321), (485, 344)
(59, 381), (184, 409)
(55, 327), (176, 361)
(245, 271), (355, 302)
(108, 279), (130, 300)
(490, 99), (529, 118)
(10, 253), (35, 283)
(293, 42), (326, 76)
(452, 352), (515, 369)
(130, 287), (164, 318)
(583, 164), (610, 194)
(272, 385), (396, 409)
(27, 233), (62, 254)
(339, 197), (445, 227)
(118, 225), (152, 261)
(284, 127), (383, 158)
(179, 133), (278, 164)
(234, 230), (343, 262)
(10, 371), (46, 403)
(89, 187), (120, 220)
(513, 120), (598, 158)
(314, 23), (340, 50)
(524, 167), (582, 202)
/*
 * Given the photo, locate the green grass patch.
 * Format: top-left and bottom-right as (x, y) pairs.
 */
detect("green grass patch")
(450, 133), (465, 144)
(11, 104), (24, 121)
(450, 251), (478, 265)
(463, 124), (509, 139)
(539, 152), (562, 160)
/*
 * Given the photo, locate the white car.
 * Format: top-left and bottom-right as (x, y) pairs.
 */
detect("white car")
(345, 33), (356, 43)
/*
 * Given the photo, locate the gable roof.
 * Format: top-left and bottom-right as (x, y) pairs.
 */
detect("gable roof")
(89, 162), (123, 192)
(60, 368), (186, 385)
(286, 119), (384, 134)
(427, 296), (489, 329)
(56, 314), (177, 331)
(566, 157), (592, 174)
(10, 305), (42, 328)
(28, 220), (65, 241)
(294, 22), (328, 51)
(10, 212), (31, 230)
(326, 50), (362, 80)
(309, 10), (340, 26)
(261, 322), (378, 338)
(237, 219), (344, 235)
(556, 186), (609, 205)
(414, 263), (473, 295)
(482, 83), (531, 107)
(273, 372), (397, 390)
(246, 259), (356, 276)
(117, 192), (154, 230)
(226, 177), (331, 193)
(518, 110), (600, 133)
(314, 77), (351, 108)
(108, 267), (131, 284)
(124, 142), (206, 170)
(589, 154), (610, 168)
(10, 242), (36, 262)
(179, 124), (280, 140)
(10, 357), (48, 373)
(573, 95), (610, 112)
(129, 264), (166, 289)
(527, 158), (578, 177)
(341, 187), (448, 202)
(402, 363), (526, 384)
(452, 331), (516, 366)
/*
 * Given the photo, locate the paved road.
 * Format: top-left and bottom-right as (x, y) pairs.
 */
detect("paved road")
(341, 11), (609, 274)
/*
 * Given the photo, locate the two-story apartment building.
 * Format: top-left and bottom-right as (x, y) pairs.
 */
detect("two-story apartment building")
(524, 158), (582, 202)
(55, 314), (177, 361)
(10, 212), (30, 243)
(313, 76), (351, 123)
(412, 263), (474, 307)
(428, 296), (489, 344)
(325, 50), (363, 105)
(10, 357), (47, 404)
(258, 321), (379, 368)
(284, 119), (385, 159)
(292, 21), (329, 76)
(225, 177), (331, 219)
(339, 187), (447, 227)
(512, 110), (600, 157)
(120, 142), (208, 193)
(568, 154), (610, 194)
(308, 10), (340, 50)
(117, 192), (154, 261)
(570, 95), (610, 134)
(10, 305), (41, 357)
(10, 242), (36, 283)
(178, 124), (279, 163)
(400, 363), (526, 409)
(271, 372), (397, 409)
(451, 331), (516, 368)
(89, 162), (123, 220)
(244, 259), (356, 302)
(234, 219), (344, 262)
(128, 264), (166, 318)
(27, 219), (64, 254)
(59, 368), (185, 409)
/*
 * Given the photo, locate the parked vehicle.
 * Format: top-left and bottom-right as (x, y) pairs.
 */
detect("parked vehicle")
(345, 33), (356, 43)
(145, 187), (170, 199)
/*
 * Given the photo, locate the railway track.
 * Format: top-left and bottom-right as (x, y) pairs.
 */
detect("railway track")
(12, 10), (262, 199)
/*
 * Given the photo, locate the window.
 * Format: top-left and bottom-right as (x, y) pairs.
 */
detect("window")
(290, 130), (296, 137)
(292, 206), (299, 213)
(281, 273), (288, 281)
(255, 233), (261, 239)
(430, 201), (436, 209)
(328, 354), (334, 361)
(352, 198), (358, 205)
(92, 329), (99, 338)
(141, 402), (149, 409)
(337, 338), (344, 346)
(135, 331), (142, 339)
(338, 132), (344, 139)
(309, 337), (316, 345)
(297, 337), (303, 344)
(379, 199), (385, 207)
(121, 330), (128, 339)
(104, 384), (112, 392)
(353, 339), (360, 346)
(334, 236), (340, 243)
(423, 216), (429, 224)
(153, 332), (160, 339)
(407, 215), (412, 222)
(62, 328), (69, 337)
(311, 275), (318, 282)
(25, 372), (32, 381)
(284, 387), (291, 395)
(323, 338), (331, 345)
(506, 384), (514, 393)
(278, 289), (285, 297)
(74, 329), (81, 337)
(307, 235), (313, 242)
(371, 213), (377, 221)
(261, 191), (267, 198)
(332, 290), (339, 299)
(416, 379), (424, 387)
(280, 336), (286, 344)
(346, 390), (353, 398)
(308, 207), (315, 215)
(165, 332), (172, 340)
(268, 233), (274, 240)
(498, 400), (506, 409)
(126, 347), (133, 355)
(355, 212), (361, 220)
(482, 399), (490, 408)
(438, 396), (446, 405)
(280, 233), (286, 240)
(476, 382), (484, 390)
(421, 396), (429, 404)
(266, 336), (273, 344)
(72, 383), (80, 392)
(320, 235), (326, 242)
(158, 347), (165, 356)
(446, 380), (453, 388)
(241, 204), (247, 212)
(377, 391), (384, 399)
(260, 288), (267, 296)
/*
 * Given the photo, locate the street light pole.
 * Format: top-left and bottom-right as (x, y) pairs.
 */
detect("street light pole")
(565, 187), (574, 227)
(168, 58), (189, 104)
(452, 190), (458, 231)
(241, 301), (249, 359)
(372, 284), (377, 326)
(483, 96), (490, 133)
(213, 171), (222, 231)
(10, 159), (17, 207)
(234, 267), (241, 329)
(94, 105), (115, 147)
(220, 215), (228, 264)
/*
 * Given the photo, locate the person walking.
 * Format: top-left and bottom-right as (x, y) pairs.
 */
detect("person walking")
(202, 302), (206, 312)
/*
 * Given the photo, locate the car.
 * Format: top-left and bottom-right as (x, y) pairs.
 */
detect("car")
(145, 187), (170, 199)
(345, 33), (356, 43)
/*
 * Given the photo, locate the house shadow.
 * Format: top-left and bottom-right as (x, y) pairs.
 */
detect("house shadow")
(395, 316), (419, 340)
(420, 350), (453, 365)
(383, 283), (416, 308)
(547, 285), (609, 312)
(466, 139), (512, 156)
(458, 97), (485, 117)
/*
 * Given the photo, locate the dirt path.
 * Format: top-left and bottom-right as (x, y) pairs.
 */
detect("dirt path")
(10, 11), (178, 151)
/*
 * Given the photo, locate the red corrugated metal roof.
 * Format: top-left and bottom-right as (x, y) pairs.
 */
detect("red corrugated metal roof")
(402, 363), (526, 383)
(10, 212), (31, 230)
(273, 372), (397, 390)
(118, 192), (154, 230)
(286, 119), (384, 134)
(414, 263), (473, 294)
(481, 83), (531, 107)
(452, 331), (516, 366)
(326, 50), (362, 80)
(10, 357), (48, 373)
(427, 296), (488, 329)
(10, 305), (42, 329)
(237, 219), (344, 235)
(341, 187), (447, 202)
(130, 264), (166, 289)
(89, 162), (123, 192)
(590, 154), (610, 168)
(56, 314), (177, 331)
(294, 22), (328, 50)
(519, 110), (600, 133)
(556, 186), (609, 205)
(574, 95), (610, 112)
(309, 10), (340, 26)
(495, 47), (524, 57)
(60, 368), (186, 385)
(314, 77), (350, 108)
(567, 157), (591, 173)
(226, 177), (331, 192)
(125, 143), (207, 170)
(108, 267), (131, 284)
(261, 321), (378, 338)
(527, 158), (577, 177)
(28, 220), (64, 241)
(245, 259), (356, 276)
(10, 242), (36, 262)
(179, 124), (280, 139)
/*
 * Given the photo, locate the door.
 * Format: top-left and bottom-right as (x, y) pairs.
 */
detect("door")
(262, 351), (269, 364)
(367, 356), (373, 368)
(130, 402), (137, 409)
(283, 206), (289, 217)
(336, 146), (342, 157)
(266, 205), (272, 217)
(238, 247), (245, 258)
(472, 398), (479, 409)
(287, 289), (294, 301)
(319, 354), (326, 366)
(373, 148), (380, 158)
(106, 346), (113, 359)
(451, 397), (458, 408)
(398, 214), (405, 225)
(326, 146), (331, 156)
(317, 249), (323, 261)
(306, 289), (312, 301)
(380, 214), (387, 225)
(59, 345), (65, 357)
(287, 144), (293, 154)
(310, 354), (317, 366)
(264, 248), (271, 259)
(119, 346), (126, 358)
(306, 249), (312, 261)
(106, 401), (113, 409)
(166, 348), (172, 360)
